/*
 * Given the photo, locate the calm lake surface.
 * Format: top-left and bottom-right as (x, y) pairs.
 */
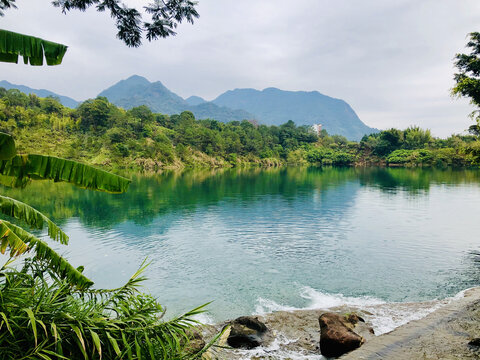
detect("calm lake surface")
(5, 167), (480, 322)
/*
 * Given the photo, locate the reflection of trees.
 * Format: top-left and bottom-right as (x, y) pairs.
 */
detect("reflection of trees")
(2, 167), (479, 230)
(357, 168), (480, 193)
(0, 167), (359, 229)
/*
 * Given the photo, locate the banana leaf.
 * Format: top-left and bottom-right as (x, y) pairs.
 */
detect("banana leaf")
(0, 154), (130, 193)
(0, 132), (16, 160)
(1, 220), (93, 289)
(0, 29), (67, 66)
(0, 219), (28, 256)
(0, 195), (68, 244)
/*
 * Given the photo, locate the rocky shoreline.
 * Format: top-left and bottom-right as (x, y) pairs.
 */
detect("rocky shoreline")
(198, 287), (480, 359)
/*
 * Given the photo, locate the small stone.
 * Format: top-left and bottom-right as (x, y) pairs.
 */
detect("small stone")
(468, 338), (480, 347)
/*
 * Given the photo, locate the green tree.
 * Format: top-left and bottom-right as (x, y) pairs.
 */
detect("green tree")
(403, 126), (432, 149)
(76, 96), (113, 131)
(373, 128), (404, 156)
(453, 32), (480, 131)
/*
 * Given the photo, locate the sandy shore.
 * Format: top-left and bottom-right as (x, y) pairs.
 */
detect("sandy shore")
(203, 287), (480, 359)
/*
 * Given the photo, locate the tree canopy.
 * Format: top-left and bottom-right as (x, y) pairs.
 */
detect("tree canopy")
(1, 0), (199, 47)
(453, 32), (480, 134)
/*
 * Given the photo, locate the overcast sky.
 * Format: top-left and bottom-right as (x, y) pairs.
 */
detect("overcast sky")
(1, 0), (479, 136)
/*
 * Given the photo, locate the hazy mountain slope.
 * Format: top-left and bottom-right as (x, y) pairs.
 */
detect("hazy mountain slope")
(213, 87), (377, 140)
(190, 102), (253, 122)
(0, 80), (79, 108)
(98, 75), (187, 114)
(185, 95), (207, 106)
(1, 75), (376, 140)
(98, 75), (254, 121)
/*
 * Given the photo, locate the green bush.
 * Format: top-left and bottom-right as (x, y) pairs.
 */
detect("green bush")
(332, 152), (353, 165)
(386, 149), (414, 164)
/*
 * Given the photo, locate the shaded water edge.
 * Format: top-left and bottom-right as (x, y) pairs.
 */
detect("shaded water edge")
(200, 287), (477, 360)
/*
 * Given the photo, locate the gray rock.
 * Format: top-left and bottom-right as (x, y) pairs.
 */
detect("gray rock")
(227, 316), (268, 349)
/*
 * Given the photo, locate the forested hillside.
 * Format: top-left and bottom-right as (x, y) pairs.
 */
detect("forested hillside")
(0, 89), (319, 170)
(0, 88), (478, 171)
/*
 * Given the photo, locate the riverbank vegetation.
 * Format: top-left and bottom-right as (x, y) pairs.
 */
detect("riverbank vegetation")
(0, 88), (479, 170)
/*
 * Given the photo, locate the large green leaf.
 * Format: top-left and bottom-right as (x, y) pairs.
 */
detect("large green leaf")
(0, 174), (29, 188)
(0, 219), (28, 256)
(0, 29), (67, 66)
(2, 220), (93, 289)
(0, 154), (131, 193)
(0, 195), (68, 244)
(0, 132), (16, 160)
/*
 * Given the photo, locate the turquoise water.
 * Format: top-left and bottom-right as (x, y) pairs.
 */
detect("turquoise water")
(5, 167), (480, 322)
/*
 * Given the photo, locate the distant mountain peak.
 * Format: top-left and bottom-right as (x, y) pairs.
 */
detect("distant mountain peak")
(124, 75), (150, 84)
(97, 76), (254, 122)
(185, 95), (207, 106)
(263, 87), (280, 92)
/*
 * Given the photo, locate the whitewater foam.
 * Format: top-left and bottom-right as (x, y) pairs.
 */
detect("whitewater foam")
(255, 286), (385, 315)
(192, 312), (215, 325)
(236, 334), (324, 360)
(254, 286), (470, 335)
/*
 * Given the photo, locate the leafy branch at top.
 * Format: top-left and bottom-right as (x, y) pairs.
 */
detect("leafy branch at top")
(0, 0), (16, 16)
(1, 0), (199, 47)
(453, 32), (480, 133)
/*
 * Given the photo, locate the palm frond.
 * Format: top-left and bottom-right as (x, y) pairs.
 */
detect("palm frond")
(0, 195), (68, 244)
(0, 154), (131, 193)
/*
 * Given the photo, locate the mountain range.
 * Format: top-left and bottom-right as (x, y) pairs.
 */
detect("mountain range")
(212, 87), (374, 140)
(0, 75), (377, 139)
(98, 75), (254, 123)
(0, 80), (80, 108)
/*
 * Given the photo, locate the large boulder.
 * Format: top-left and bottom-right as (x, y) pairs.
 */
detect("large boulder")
(227, 316), (268, 349)
(319, 312), (368, 357)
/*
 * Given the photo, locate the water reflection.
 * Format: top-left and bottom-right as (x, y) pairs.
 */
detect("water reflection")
(4, 167), (480, 229)
(2, 167), (480, 320)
